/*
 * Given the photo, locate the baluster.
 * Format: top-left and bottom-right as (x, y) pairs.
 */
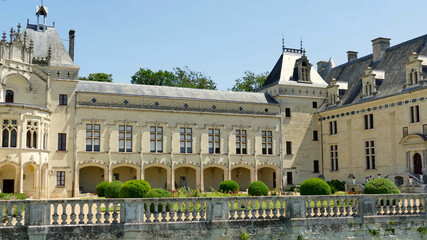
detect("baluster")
(112, 203), (119, 224)
(145, 202), (152, 223)
(345, 199), (350, 217)
(52, 203), (59, 225)
(95, 203), (102, 224)
(243, 200), (250, 220)
(398, 198), (404, 214)
(279, 200), (285, 219)
(326, 199), (332, 217)
(271, 200), (278, 219)
(61, 203), (68, 225)
(418, 197), (424, 214)
(234, 200), (241, 220)
(251, 200), (257, 220)
(229, 200), (235, 220)
(191, 201), (198, 221)
(199, 201), (206, 221)
(176, 202), (183, 222)
(339, 199), (344, 217)
(161, 201), (168, 222)
(15, 203), (23, 226)
(70, 203), (77, 224)
(305, 200), (310, 218)
(87, 203), (93, 224)
(0, 203), (4, 227)
(78, 203), (85, 224)
(5, 203), (12, 226)
(265, 199), (271, 219)
(103, 203), (110, 223)
(184, 201), (190, 221)
(153, 202), (159, 222)
(169, 202), (176, 222)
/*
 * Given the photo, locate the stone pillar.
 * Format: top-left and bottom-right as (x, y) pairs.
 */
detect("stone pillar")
(286, 198), (306, 219)
(196, 168), (201, 190)
(108, 166), (113, 182)
(140, 165), (144, 180)
(171, 165), (175, 191)
(19, 166), (24, 193)
(200, 167), (204, 192)
(25, 201), (51, 226)
(207, 198), (229, 222)
(0, 83), (4, 102)
(359, 197), (376, 216)
(120, 199), (144, 224)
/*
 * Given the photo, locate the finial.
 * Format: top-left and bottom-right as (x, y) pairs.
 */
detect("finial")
(29, 39), (34, 49)
(10, 27), (14, 42)
(300, 36), (303, 51)
(48, 45), (52, 59)
(17, 23), (21, 34)
(282, 34), (285, 52)
(23, 31), (27, 44)
(2, 32), (6, 43)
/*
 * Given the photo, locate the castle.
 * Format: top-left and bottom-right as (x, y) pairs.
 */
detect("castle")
(0, 4), (425, 198)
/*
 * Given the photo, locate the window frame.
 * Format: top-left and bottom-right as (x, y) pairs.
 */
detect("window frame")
(285, 141), (292, 155)
(330, 145), (338, 171)
(285, 108), (291, 118)
(365, 140), (376, 170)
(364, 114), (374, 130)
(208, 128), (220, 154)
(56, 171), (65, 187)
(313, 130), (318, 141)
(59, 94), (68, 106)
(119, 125), (132, 152)
(410, 105), (420, 123)
(312, 101), (318, 109)
(235, 129), (247, 154)
(261, 130), (273, 155)
(58, 133), (66, 151)
(180, 127), (193, 153)
(86, 124), (100, 152)
(150, 126), (163, 153)
(5, 90), (14, 103)
(329, 121), (337, 135)
(313, 160), (319, 173)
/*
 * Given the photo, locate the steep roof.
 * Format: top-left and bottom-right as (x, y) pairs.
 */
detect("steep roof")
(76, 81), (279, 105)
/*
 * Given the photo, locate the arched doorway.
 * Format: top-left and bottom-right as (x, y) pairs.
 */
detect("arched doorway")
(414, 153), (423, 174)
(79, 166), (105, 193)
(23, 165), (37, 197)
(0, 164), (17, 193)
(175, 166), (197, 189)
(112, 166), (138, 182)
(144, 166), (168, 189)
(203, 167), (224, 191)
(257, 167), (277, 189)
(231, 167), (251, 191)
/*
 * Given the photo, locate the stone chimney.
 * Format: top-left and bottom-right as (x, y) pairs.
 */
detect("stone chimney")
(371, 37), (390, 62)
(347, 51), (358, 62)
(317, 61), (328, 73)
(68, 29), (75, 61)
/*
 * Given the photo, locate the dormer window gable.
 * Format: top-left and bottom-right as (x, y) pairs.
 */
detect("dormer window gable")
(361, 67), (383, 98)
(295, 56), (312, 84)
(327, 78), (339, 106)
(404, 52), (424, 88)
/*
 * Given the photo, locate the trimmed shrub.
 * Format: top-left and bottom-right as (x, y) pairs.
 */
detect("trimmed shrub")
(363, 178), (401, 194)
(248, 181), (269, 196)
(145, 188), (172, 212)
(95, 181), (109, 197)
(219, 180), (239, 193)
(119, 180), (151, 198)
(104, 181), (123, 198)
(300, 178), (332, 195)
(327, 179), (346, 194)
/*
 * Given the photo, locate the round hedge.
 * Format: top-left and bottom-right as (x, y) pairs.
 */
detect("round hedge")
(119, 180), (151, 198)
(95, 181), (109, 197)
(104, 181), (123, 198)
(300, 178), (332, 195)
(248, 181), (269, 196)
(145, 188), (172, 212)
(363, 178), (401, 194)
(327, 179), (346, 194)
(219, 180), (239, 193)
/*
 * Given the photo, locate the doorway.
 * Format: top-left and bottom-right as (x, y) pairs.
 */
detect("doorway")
(414, 153), (423, 174)
(3, 180), (14, 193)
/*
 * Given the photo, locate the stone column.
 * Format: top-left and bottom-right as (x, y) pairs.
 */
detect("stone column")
(0, 83), (4, 102)
(171, 165), (175, 191)
(200, 166), (204, 192)
(196, 168), (201, 190)
(19, 166), (24, 193)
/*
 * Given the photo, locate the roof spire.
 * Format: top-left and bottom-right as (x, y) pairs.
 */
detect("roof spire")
(282, 34), (285, 52)
(300, 36), (303, 51)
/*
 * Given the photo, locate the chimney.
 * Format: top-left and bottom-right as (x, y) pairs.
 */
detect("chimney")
(371, 37), (390, 62)
(317, 61), (328, 73)
(347, 51), (358, 62)
(68, 29), (75, 61)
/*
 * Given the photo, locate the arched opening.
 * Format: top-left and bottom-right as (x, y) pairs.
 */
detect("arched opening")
(203, 167), (224, 191)
(175, 167), (197, 189)
(414, 153), (423, 174)
(394, 176), (404, 187)
(5, 90), (14, 103)
(26, 131), (31, 148)
(0, 164), (16, 193)
(257, 167), (278, 189)
(144, 166), (168, 189)
(2, 129), (9, 147)
(112, 166), (137, 182)
(23, 165), (36, 197)
(231, 167), (251, 191)
(414, 71), (418, 84)
(79, 166), (105, 193)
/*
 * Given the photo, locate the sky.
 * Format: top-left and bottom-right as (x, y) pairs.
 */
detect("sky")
(0, 0), (426, 90)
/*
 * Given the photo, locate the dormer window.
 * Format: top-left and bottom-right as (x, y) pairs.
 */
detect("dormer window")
(327, 78), (339, 106)
(361, 67), (382, 98)
(5, 90), (14, 103)
(301, 62), (309, 82)
(296, 56), (312, 83)
(405, 52), (424, 87)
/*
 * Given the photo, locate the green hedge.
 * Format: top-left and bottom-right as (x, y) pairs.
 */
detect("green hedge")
(119, 180), (151, 198)
(145, 188), (172, 212)
(248, 181), (269, 196)
(95, 181), (109, 197)
(104, 181), (123, 198)
(363, 178), (401, 194)
(326, 179), (346, 194)
(300, 178), (331, 195)
(219, 180), (239, 193)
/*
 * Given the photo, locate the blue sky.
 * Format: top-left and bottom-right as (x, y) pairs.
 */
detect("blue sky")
(0, 0), (426, 90)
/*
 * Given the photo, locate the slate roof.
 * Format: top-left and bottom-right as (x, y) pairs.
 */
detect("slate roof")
(321, 34), (427, 110)
(76, 81), (279, 105)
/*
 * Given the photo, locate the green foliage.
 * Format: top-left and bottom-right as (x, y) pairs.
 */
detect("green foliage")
(230, 71), (269, 92)
(368, 228), (380, 237)
(104, 181), (123, 198)
(131, 66), (217, 90)
(248, 181), (269, 196)
(95, 181), (109, 197)
(240, 230), (250, 240)
(300, 178), (332, 195)
(119, 180), (151, 198)
(297, 235), (305, 240)
(219, 180), (239, 193)
(417, 226), (427, 238)
(79, 73), (113, 82)
(0, 193), (26, 200)
(363, 178), (401, 194)
(327, 179), (346, 194)
(145, 188), (172, 212)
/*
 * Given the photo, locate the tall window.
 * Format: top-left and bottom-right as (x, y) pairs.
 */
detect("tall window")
(150, 126), (163, 153)
(365, 140), (375, 169)
(2, 119), (17, 148)
(301, 62), (309, 81)
(285, 108), (291, 118)
(330, 145), (338, 170)
(26, 121), (38, 148)
(208, 128), (220, 154)
(312, 101), (318, 109)
(180, 127), (192, 153)
(58, 133), (66, 151)
(364, 114), (374, 129)
(313, 160), (319, 173)
(86, 124), (100, 152)
(410, 105), (420, 123)
(262, 130), (273, 155)
(286, 141), (292, 155)
(236, 129), (247, 154)
(59, 94), (68, 106)
(329, 121), (337, 135)
(43, 122), (49, 150)
(56, 171), (65, 186)
(119, 125), (132, 152)
(313, 130), (318, 141)
(5, 90), (14, 103)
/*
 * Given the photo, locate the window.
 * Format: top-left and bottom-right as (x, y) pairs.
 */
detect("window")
(119, 125), (132, 152)
(43, 132), (48, 150)
(262, 130), (273, 155)
(56, 171), (65, 187)
(150, 126), (163, 153)
(180, 127), (192, 153)
(424, 125), (427, 136)
(5, 90), (14, 103)
(329, 121), (337, 135)
(286, 141), (292, 155)
(313, 130), (318, 141)
(285, 108), (291, 118)
(287, 172), (293, 185)
(208, 128), (220, 154)
(403, 127), (408, 137)
(86, 124), (100, 152)
(58, 133), (66, 151)
(236, 129), (247, 154)
(2, 119), (18, 148)
(312, 101), (318, 109)
(59, 94), (68, 106)
(313, 160), (319, 173)
(26, 121), (38, 149)
(365, 141), (375, 169)
(410, 105), (420, 123)
(330, 145), (338, 170)
(364, 114), (374, 129)
(301, 62), (309, 82)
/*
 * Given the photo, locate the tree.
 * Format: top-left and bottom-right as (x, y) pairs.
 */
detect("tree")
(79, 73), (113, 82)
(230, 71), (269, 92)
(131, 66), (217, 90)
